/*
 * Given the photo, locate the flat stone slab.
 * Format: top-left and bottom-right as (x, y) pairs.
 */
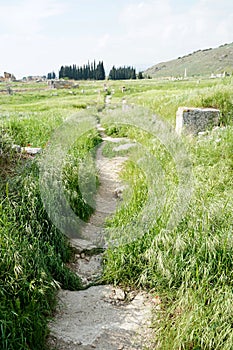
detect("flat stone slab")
(176, 106), (220, 135)
(12, 145), (42, 155)
(69, 254), (103, 285)
(23, 146), (42, 155)
(102, 137), (130, 143)
(70, 238), (100, 253)
(113, 143), (136, 152)
(48, 285), (153, 350)
(96, 124), (106, 132)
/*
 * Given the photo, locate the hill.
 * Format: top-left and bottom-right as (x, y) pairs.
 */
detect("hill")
(144, 42), (233, 78)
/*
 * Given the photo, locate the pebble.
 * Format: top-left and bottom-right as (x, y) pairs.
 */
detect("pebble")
(113, 288), (125, 301)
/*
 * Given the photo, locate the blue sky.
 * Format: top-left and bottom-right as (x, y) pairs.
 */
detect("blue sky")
(0, 0), (233, 78)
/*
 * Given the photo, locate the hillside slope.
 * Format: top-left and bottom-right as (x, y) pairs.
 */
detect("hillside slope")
(145, 42), (233, 78)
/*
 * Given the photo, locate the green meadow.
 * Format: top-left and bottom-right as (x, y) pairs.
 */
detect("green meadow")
(0, 76), (233, 349)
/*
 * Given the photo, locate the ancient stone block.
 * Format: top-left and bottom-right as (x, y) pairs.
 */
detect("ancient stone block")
(176, 107), (220, 135)
(4, 72), (16, 81)
(48, 80), (79, 89)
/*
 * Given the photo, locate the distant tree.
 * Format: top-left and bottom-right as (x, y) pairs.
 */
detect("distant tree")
(59, 66), (64, 79)
(100, 61), (106, 80)
(47, 71), (56, 80)
(73, 65), (77, 80)
(108, 66), (116, 80)
(138, 71), (144, 79)
(90, 62), (94, 79)
(96, 61), (105, 80)
(66, 65), (72, 79)
(108, 66), (136, 80)
(93, 60), (96, 79)
(130, 67), (136, 79)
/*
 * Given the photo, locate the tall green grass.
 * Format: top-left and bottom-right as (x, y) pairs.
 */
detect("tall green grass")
(0, 108), (101, 349)
(0, 160), (81, 349)
(101, 80), (233, 349)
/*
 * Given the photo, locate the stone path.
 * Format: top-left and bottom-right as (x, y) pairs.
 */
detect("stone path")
(47, 125), (155, 350)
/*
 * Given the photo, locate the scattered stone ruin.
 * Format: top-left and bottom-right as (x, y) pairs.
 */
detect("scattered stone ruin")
(176, 107), (220, 135)
(0, 72), (16, 82)
(48, 80), (79, 89)
(3, 72), (16, 82)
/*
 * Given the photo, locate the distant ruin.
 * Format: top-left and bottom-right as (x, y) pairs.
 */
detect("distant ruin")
(48, 80), (79, 89)
(0, 72), (17, 82)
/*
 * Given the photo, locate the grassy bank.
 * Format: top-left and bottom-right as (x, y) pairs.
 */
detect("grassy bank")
(0, 86), (102, 349)
(101, 77), (233, 349)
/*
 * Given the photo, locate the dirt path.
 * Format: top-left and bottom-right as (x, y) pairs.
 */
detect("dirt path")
(47, 125), (155, 350)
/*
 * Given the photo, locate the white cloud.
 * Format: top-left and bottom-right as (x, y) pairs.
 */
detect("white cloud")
(98, 34), (111, 49)
(117, 0), (233, 64)
(0, 0), (66, 35)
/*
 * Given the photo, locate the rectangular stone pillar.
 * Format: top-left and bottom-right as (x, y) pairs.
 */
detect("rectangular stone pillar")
(176, 107), (220, 135)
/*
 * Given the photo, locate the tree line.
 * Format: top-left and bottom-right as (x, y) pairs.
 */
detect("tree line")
(47, 61), (141, 81)
(58, 61), (105, 80)
(108, 66), (136, 80)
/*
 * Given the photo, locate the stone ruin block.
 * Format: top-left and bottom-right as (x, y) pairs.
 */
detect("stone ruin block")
(176, 107), (220, 135)
(48, 80), (79, 89)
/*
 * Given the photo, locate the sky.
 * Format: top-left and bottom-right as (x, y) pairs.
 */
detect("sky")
(0, 0), (233, 78)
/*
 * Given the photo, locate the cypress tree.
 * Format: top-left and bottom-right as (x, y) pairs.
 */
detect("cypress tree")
(108, 65), (136, 80)
(138, 71), (144, 79)
(59, 66), (64, 79)
(58, 60), (106, 81)
(93, 60), (96, 79)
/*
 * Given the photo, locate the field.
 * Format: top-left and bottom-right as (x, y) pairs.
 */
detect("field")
(0, 76), (233, 349)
